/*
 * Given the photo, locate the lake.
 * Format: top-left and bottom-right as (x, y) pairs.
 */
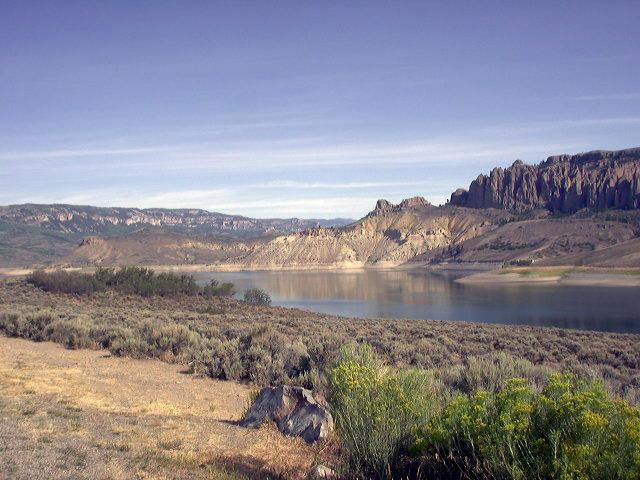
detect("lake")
(192, 269), (640, 334)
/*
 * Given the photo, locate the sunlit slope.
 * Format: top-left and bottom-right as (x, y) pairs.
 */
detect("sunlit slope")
(239, 201), (509, 267)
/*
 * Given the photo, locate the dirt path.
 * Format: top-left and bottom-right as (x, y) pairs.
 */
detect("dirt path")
(0, 337), (332, 480)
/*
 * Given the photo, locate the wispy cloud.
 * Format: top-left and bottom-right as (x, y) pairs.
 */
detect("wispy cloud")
(255, 180), (426, 189)
(0, 146), (170, 161)
(0, 138), (533, 170)
(5, 111), (637, 171)
(479, 117), (640, 136)
(572, 93), (640, 101)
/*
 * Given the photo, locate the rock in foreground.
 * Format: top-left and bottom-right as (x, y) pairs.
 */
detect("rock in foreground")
(240, 385), (334, 443)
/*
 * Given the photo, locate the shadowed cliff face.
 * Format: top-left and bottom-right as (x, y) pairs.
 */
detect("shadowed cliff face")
(450, 148), (640, 212)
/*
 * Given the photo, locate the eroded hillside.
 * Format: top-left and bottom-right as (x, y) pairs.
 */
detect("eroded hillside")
(233, 200), (511, 268)
(69, 200), (513, 268)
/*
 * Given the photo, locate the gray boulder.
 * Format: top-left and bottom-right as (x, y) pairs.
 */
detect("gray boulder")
(240, 385), (333, 443)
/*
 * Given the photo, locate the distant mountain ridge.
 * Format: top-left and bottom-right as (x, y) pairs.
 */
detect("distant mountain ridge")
(4, 147), (640, 269)
(0, 204), (353, 267)
(0, 204), (353, 237)
(450, 148), (640, 212)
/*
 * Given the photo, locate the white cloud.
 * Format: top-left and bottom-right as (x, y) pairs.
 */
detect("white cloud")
(572, 93), (640, 101)
(254, 180), (426, 189)
(0, 146), (169, 161)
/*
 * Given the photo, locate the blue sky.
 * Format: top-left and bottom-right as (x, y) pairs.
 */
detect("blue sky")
(2, 1), (639, 219)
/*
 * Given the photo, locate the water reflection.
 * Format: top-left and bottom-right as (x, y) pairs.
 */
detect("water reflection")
(192, 270), (640, 334)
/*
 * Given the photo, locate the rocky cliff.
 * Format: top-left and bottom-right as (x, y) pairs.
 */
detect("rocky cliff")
(450, 148), (640, 212)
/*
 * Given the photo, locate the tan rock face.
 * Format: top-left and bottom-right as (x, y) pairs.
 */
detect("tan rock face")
(368, 196), (432, 217)
(450, 148), (640, 212)
(236, 203), (510, 268)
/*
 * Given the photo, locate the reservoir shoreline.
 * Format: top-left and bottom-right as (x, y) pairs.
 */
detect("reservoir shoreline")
(2, 263), (640, 288)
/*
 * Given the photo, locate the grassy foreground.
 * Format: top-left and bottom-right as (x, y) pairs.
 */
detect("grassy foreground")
(0, 336), (328, 480)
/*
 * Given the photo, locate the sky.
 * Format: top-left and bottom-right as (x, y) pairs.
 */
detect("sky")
(1, 1), (639, 219)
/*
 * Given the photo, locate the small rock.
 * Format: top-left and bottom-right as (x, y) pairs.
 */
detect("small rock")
(311, 464), (337, 479)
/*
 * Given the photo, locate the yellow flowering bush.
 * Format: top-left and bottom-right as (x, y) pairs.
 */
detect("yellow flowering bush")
(329, 344), (445, 479)
(329, 345), (639, 479)
(412, 373), (640, 479)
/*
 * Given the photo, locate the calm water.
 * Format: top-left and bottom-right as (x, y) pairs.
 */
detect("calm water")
(192, 270), (640, 334)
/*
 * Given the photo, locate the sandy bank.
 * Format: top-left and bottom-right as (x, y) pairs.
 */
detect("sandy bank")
(457, 267), (640, 287)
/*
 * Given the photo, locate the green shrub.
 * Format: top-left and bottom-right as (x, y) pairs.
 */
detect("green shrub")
(0, 312), (55, 341)
(437, 351), (552, 394)
(0, 313), (21, 336)
(46, 318), (95, 349)
(27, 269), (105, 295)
(243, 288), (271, 306)
(217, 339), (244, 381)
(236, 327), (312, 386)
(329, 344), (445, 479)
(143, 323), (204, 360)
(26, 267), (234, 298)
(109, 335), (152, 359)
(412, 374), (640, 480)
(245, 345), (284, 385)
(101, 267), (200, 296)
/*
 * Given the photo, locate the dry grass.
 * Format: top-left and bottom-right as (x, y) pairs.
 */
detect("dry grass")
(500, 267), (576, 277)
(0, 336), (335, 479)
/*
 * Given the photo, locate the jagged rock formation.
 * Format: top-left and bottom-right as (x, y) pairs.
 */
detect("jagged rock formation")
(230, 200), (507, 268)
(450, 148), (640, 212)
(369, 196), (431, 216)
(69, 198), (640, 269)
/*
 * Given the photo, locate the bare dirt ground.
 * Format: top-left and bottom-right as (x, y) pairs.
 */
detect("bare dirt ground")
(0, 337), (333, 480)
